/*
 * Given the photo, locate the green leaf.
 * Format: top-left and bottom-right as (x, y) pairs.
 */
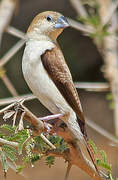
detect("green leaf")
(48, 135), (68, 153)
(88, 139), (98, 154)
(109, 102), (114, 109)
(100, 150), (107, 163)
(48, 135), (60, 144)
(45, 156), (55, 168)
(0, 124), (16, 133)
(87, 15), (100, 27)
(0, 68), (6, 78)
(0, 132), (4, 138)
(109, 173), (114, 180)
(0, 150), (9, 173)
(34, 136), (49, 152)
(96, 159), (111, 171)
(25, 141), (32, 157)
(16, 165), (25, 173)
(2, 145), (17, 162)
(18, 142), (24, 155)
(22, 156), (30, 164)
(78, 15), (100, 28)
(8, 129), (28, 142)
(31, 154), (41, 164)
(106, 93), (113, 100)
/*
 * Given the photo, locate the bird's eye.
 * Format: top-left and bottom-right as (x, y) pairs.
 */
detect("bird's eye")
(46, 15), (52, 22)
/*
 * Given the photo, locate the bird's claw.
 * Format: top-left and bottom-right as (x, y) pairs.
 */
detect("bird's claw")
(39, 114), (64, 134)
(43, 122), (52, 134)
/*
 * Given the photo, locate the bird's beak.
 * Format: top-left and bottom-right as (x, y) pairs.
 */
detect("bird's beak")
(54, 16), (70, 29)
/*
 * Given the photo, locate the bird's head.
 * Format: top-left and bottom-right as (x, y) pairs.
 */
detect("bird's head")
(27, 11), (69, 41)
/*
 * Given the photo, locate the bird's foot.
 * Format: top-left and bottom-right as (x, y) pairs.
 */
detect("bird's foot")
(39, 114), (63, 134)
(43, 122), (52, 133)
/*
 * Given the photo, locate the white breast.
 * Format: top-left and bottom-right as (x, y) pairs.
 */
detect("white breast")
(22, 40), (75, 116)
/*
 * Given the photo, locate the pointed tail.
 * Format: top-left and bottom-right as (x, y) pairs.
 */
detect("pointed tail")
(77, 117), (100, 175)
(84, 135), (100, 176)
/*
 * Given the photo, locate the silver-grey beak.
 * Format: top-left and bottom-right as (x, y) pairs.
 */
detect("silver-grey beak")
(54, 16), (69, 29)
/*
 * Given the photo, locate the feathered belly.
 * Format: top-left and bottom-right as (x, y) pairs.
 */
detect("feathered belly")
(22, 58), (73, 116)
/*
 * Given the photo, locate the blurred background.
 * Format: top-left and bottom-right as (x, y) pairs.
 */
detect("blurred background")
(0, 0), (118, 179)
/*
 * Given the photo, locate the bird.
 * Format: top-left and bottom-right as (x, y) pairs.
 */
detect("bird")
(22, 11), (99, 174)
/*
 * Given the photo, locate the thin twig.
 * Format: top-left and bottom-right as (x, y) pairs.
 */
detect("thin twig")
(13, 110), (18, 127)
(102, 1), (118, 26)
(40, 133), (56, 149)
(0, 94), (35, 106)
(0, 102), (56, 149)
(18, 111), (25, 130)
(6, 26), (26, 39)
(20, 104), (57, 149)
(75, 82), (110, 91)
(0, 39), (25, 67)
(0, 137), (18, 147)
(0, 0), (16, 48)
(0, 102), (17, 114)
(64, 163), (72, 180)
(7, 161), (28, 179)
(39, 114), (63, 121)
(0, 101), (106, 179)
(69, 0), (88, 18)
(68, 18), (94, 34)
(21, 103), (44, 131)
(1, 74), (18, 96)
(0, 82), (110, 106)
(1, 98), (117, 146)
(86, 118), (118, 145)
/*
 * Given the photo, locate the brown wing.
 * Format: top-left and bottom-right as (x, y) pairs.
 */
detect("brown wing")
(41, 45), (86, 135)
(41, 46), (100, 173)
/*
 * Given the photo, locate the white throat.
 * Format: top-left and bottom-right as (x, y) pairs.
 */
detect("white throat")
(23, 39), (55, 64)
(27, 31), (53, 42)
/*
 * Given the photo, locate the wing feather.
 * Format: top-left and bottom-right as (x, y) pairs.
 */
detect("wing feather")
(41, 46), (86, 135)
(41, 46), (100, 173)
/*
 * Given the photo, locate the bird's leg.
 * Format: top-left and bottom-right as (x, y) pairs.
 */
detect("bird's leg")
(39, 113), (63, 121)
(39, 113), (64, 133)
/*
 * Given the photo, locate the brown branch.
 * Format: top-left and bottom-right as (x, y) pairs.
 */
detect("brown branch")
(45, 124), (105, 180)
(19, 103), (44, 132)
(0, 101), (108, 179)
(0, 101), (56, 149)
(57, 127), (104, 180)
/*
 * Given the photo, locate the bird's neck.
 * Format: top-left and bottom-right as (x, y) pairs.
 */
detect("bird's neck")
(27, 31), (57, 43)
